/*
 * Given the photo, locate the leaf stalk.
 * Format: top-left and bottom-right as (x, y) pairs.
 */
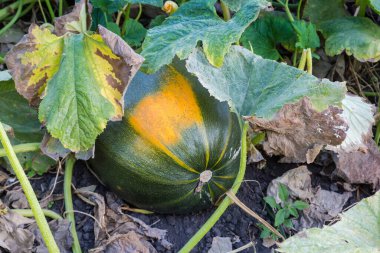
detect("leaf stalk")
(0, 121), (59, 253)
(0, 142), (41, 157)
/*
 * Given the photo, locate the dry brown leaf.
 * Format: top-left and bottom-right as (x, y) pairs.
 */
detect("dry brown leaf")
(0, 170), (9, 185)
(0, 203), (35, 253)
(54, 0), (93, 36)
(267, 166), (314, 203)
(79, 191), (171, 252)
(4, 187), (29, 209)
(332, 137), (380, 189)
(208, 237), (232, 253)
(29, 219), (73, 253)
(247, 98), (347, 163)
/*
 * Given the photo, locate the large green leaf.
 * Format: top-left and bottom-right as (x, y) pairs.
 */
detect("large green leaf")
(278, 191), (380, 253)
(241, 12), (296, 60)
(369, 0), (380, 14)
(319, 17), (380, 62)
(5, 24), (143, 152)
(0, 72), (55, 174)
(304, 0), (380, 62)
(141, 0), (268, 73)
(122, 19), (147, 47)
(186, 46), (346, 118)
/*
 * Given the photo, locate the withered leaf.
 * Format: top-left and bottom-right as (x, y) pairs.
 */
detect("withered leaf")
(246, 98), (347, 163)
(332, 137), (380, 189)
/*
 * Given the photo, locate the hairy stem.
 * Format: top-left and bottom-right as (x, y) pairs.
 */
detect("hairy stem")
(64, 155), (82, 253)
(358, 0), (368, 17)
(0, 0), (23, 37)
(0, 143), (41, 157)
(44, 0), (55, 21)
(37, 0), (48, 23)
(0, 0), (34, 22)
(13, 209), (63, 220)
(220, 0), (231, 21)
(0, 122), (59, 252)
(179, 121), (249, 253)
(298, 49), (307, 70)
(306, 48), (313, 74)
(297, 0), (303, 19)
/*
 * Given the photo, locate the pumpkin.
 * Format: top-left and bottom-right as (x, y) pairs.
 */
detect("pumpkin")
(90, 61), (242, 213)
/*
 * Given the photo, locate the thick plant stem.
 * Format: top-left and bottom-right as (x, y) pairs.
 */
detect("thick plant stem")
(0, 0), (23, 37)
(59, 0), (63, 16)
(64, 155), (82, 253)
(306, 48), (312, 74)
(179, 122), (249, 253)
(298, 49), (307, 70)
(220, 1), (231, 21)
(358, 0), (368, 17)
(13, 209), (63, 220)
(0, 122), (59, 253)
(0, 0), (35, 22)
(0, 142), (41, 157)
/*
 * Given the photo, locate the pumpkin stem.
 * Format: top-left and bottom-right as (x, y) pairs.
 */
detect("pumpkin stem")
(195, 170), (213, 193)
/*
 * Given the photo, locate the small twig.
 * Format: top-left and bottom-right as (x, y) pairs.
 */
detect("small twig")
(227, 241), (255, 253)
(226, 191), (285, 241)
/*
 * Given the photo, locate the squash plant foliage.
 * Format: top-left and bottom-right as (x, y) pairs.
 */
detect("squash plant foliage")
(1, 0), (377, 213)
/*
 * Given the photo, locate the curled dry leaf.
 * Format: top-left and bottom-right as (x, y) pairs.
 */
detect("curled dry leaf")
(246, 98), (347, 163)
(78, 190), (171, 253)
(0, 202), (35, 253)
(54, 0), (92, 36)
(4, 187), (29, 209)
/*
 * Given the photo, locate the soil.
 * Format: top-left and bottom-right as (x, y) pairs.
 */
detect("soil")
(19, 153), (363, 253)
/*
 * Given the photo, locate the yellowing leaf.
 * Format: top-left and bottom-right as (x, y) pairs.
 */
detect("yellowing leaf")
(5, 25), (143, 152)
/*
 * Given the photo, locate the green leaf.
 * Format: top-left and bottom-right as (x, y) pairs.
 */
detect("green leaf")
(288, 206), (299, 218)
(241, 12), (297, 60)
(304, 0), (380, 62)
(141, 0), (268, 73)
(149, 15), (166, 28)
(283, 219), (293, 229)
(5, 25), (143, 152)
(122, 19), (147, 47)
(0, 73), (55, 174)
(259, 226), (272, 239)
(275, 209), (286, 226)
(106, 22), (121, 35)
(292, 20), (320, 50)
(278, 183), (289, 203)
(304, 0), (348, 25)
(186, 46), (346, 119)
(278, 191), (380, 253)
(369, 0), (380, 14)
(264, 196), (279, 210)
(292, 200), (309, 210)
(319, 17), (380, 62)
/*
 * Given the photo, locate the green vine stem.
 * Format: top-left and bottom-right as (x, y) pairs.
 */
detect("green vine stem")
(297, 0), (303, 19)
(277, 0), (294, 22)
(44, 0), (55, 21)
(179, 121), (249, 253)
(59, 0), (63, 16)
(135, 4), (143, 21)
(121, 4), (132, 36)
(64, 154), (82, 253)
(0, 142), (41, 157)
(38, 0), (48, 23)
(0, 0), (34, 22)
(220, 0), (231, 21)
(0, 0), (23, 37)
(358, 0), (368, 17)
(13, 208), (63, 220)
(298, 49), (307, 70)
(0, 56), (4, 64)
(0, 122), (59, 252)
(306, 48), (313, 74)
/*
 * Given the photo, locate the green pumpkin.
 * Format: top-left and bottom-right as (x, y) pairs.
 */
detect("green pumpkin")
(90, 61), (241, 213)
